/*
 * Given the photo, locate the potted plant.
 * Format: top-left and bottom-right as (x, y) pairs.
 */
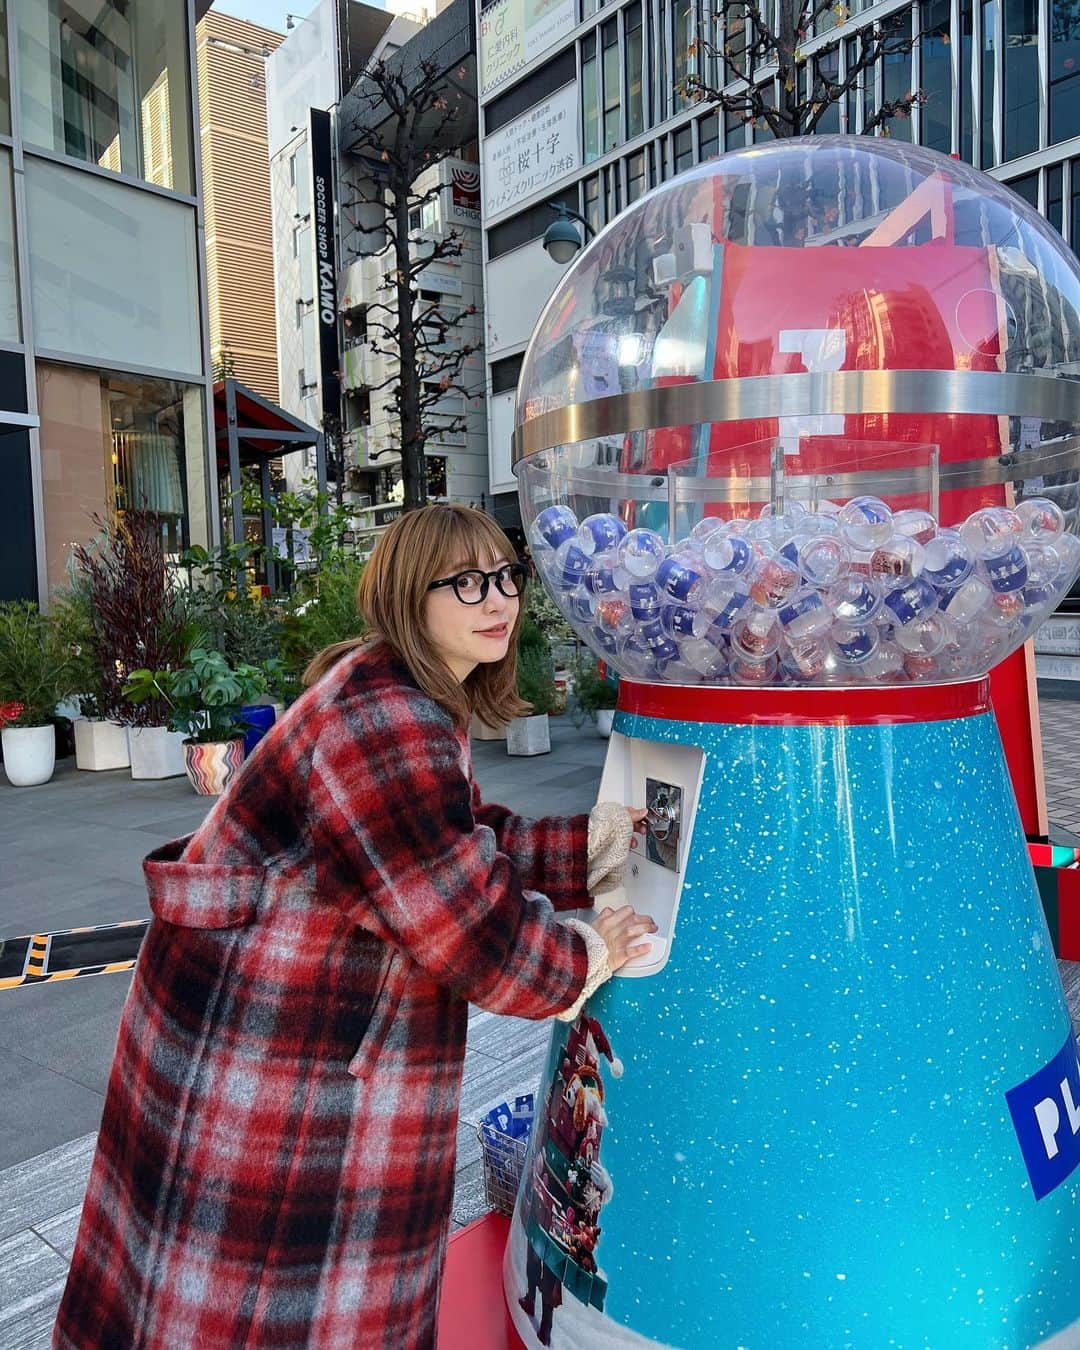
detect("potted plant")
(51, 583), (130, 771)
(124, 648), (268, 796)
(72, 512), (191, 779)
(571, 653), (619, 737)
(0, 602), (75, 786)
(508, 619), (555, 757)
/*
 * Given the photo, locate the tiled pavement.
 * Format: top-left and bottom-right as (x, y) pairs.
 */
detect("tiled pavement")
(1, 696), (1080, 1347)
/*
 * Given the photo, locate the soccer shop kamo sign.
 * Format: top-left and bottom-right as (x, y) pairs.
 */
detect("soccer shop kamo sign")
(482, 83), (579, 219)
(479, 0), (576, 96)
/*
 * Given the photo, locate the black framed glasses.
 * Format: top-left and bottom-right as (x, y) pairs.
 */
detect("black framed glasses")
(426, 561), (529, 605)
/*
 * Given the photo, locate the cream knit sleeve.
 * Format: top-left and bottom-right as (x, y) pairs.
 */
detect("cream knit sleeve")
(587, 802), (635, 895)
(556, 918), (612, 1021)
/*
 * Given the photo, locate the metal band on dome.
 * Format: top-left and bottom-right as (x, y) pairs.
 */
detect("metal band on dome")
(510, 369), (1080, 465)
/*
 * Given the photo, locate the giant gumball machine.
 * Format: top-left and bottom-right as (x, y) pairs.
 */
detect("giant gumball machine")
(503, 140), (1080, 1348)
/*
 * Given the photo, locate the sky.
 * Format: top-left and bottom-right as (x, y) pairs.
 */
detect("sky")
(209, 0), (321, 35)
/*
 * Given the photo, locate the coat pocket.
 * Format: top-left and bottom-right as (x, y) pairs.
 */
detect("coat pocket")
(347, 949), (410, 1080)
(144, 837), (263, 931)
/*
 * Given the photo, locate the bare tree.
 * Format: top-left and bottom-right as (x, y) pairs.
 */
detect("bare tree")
(341, 56), (481, 511)
(683, 1), (921, 140)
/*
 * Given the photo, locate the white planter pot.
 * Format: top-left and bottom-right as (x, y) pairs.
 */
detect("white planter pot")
(127, 726), (187, 780)
(1, 725), (56, 787)
(595, 708), (615, 738)
(74, 718), (130, 771)
(506, 714), (550, 757)
(470, 713), (507, 741)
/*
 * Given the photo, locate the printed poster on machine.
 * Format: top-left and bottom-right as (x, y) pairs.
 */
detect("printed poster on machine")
(479, 0), (576, 96)
(482, 82), (580, 219)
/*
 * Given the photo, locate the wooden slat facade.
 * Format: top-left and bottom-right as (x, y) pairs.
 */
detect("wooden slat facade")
(196, 12), (283, 403)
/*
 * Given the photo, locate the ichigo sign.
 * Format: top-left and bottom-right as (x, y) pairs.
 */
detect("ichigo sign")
(448, 165), (480, 224)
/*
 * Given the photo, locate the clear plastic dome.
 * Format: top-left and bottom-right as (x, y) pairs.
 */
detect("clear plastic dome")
(514, 138), (1080, 687)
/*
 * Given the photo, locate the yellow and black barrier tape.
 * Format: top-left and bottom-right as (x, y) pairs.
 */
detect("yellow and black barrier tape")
(0, 919), (148, 991)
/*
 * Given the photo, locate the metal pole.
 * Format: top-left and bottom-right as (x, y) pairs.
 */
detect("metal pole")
(260, 458), (276, 594)
(225, 378), (244, 545)
(315, 431), (329, 508)
(929, 444), (941, 521)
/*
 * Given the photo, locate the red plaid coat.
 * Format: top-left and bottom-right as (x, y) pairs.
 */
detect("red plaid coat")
(54, 643), (590, 1349)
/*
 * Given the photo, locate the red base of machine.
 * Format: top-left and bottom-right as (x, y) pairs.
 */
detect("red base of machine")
(437, 1213), (523, 1350)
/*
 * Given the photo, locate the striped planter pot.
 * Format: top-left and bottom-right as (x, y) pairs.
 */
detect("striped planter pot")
(182, 738), (245, 796)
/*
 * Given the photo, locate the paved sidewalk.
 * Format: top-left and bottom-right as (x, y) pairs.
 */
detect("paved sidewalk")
(1, 695), (1079, 1347)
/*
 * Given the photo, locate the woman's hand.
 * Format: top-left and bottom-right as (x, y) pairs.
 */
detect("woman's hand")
(592, 904), (658, 972)
(627, 807), (648, 834)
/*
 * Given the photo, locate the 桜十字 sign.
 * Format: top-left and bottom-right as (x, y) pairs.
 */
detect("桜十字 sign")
(479, 0), (576, 96)
(482, 83), (579, 220)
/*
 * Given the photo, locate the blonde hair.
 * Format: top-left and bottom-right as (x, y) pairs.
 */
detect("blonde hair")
(304, 504), (530, 730)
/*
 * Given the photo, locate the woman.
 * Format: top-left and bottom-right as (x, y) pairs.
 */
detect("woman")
(54, 504), (654, 1349)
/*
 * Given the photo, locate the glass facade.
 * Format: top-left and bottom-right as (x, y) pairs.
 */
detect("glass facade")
(0, 149), (19, 343)
(36, 362), (208, 591)
(26, 157), (201, 377)
(14, 0), (194, 195)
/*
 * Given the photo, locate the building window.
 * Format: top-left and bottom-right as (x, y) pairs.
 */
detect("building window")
(845, 37), (859, 132)
(426, 455), (448, 498)
(297, 225), (313, 302)
(483, 50), (576, 136)
(602, 19), (621, 152)
(626, 2), (645, 139)
(1008, 171), (1039, 209)
(627, 149), (647, 202)
(582, 32), (600, 163)
(726, 106), (745, 149)
(0, 150), (18, 343)
(486, 189), (579, 260)
(37, 362), (208, 591)
(883, 11), (913, 141)
(491, 352), (524, 395)
(672, 0), (693, 109)
(981, 0), (999, 166)
(813, 49), (841, 134)
(1048, 163), (1064, 233)
(1004, 0), (1038, 159)
(1051, 0), (1080, 144)
(15, 0), (194, 195)
(698, 112), (719, 161)
(584, 173), (601, 234)
(25, 156), (200, 376)
(920, 0), (953, 153)
(960, 0), (974, 160)
(674, 125), (693, 172)
(1070, 158), (1080, 254)
(605, 162), (621, 217)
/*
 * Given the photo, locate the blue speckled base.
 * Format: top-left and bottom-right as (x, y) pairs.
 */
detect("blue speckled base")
(511, 707), (1080, 1349)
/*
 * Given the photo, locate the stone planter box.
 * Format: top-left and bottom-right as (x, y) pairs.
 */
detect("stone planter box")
(1, 725), (56, 786)
(128, 726), (187, 780)
(506, 714), (550, 757)
(471, 714), (507, 741)
(74, 718), (130, 771)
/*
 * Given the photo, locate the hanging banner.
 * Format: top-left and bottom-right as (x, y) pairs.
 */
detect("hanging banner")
(479, 0), (576, 97)
(309, 107), (340, 421)
(482, 82), (579, 218)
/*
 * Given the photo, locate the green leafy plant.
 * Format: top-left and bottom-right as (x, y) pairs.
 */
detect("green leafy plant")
(123, 649), (268, 744)
(0, 602), (77, 727)
(177, 542), (286, 670)
(50, 582), (109, 720)
(280, 556), (367, 684)
(516, 617), (556, 717)
(570, 651), (618, 726)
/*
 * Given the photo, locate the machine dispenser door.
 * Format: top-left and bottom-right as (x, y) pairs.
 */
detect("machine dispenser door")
(591, 732), (704, 977)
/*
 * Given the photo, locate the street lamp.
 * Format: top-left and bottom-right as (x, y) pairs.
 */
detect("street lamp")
(542, 203), (595, 264)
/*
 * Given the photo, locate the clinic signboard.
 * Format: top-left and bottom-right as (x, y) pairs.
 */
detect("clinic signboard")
(479, 0), (576, 96)
(482, 83), (579, 219)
